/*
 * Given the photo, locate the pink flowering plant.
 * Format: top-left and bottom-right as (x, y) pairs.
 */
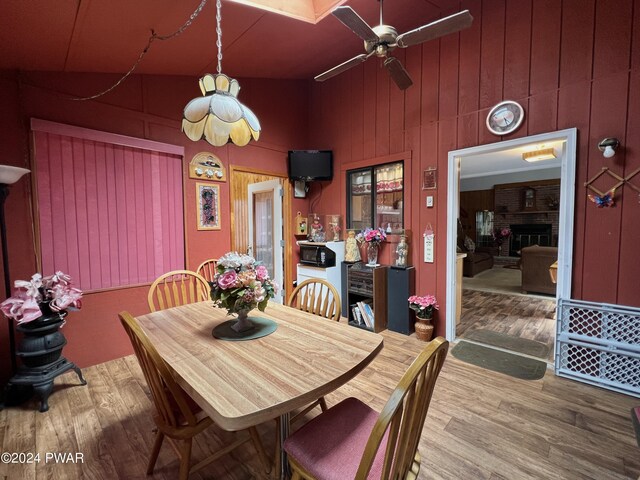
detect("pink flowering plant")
(408, 294), (439, 320)
(209, 252), (278, 315)
(357, 227), (387, 245)
(0, 272), (83, 325)
(492, 227), (512, 246)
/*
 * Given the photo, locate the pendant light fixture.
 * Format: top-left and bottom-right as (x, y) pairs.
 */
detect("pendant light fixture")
(182, 0), (261, 147)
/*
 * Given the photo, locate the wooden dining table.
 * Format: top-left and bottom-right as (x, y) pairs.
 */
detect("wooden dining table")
(136, 300), (384, 479)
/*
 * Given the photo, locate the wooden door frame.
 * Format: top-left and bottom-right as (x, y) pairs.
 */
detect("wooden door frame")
(230, 165), (293, 301)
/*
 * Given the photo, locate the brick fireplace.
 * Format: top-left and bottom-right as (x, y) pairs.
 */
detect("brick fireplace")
(509, 223), (553, 256)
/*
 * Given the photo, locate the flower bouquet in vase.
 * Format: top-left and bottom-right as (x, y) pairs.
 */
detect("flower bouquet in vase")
(408, 294), (439, 341)
(210, 252), (278, 332)
(492, 227), (512, 256)
(357, 227), (387, 266)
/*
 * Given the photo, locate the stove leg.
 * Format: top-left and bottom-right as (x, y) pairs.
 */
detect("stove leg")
(72, 365), (87, 385)
(33, 382), (53, 412)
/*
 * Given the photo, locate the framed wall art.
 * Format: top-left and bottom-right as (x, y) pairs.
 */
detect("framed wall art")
(196, 182), (221, 230)
(422, 167), (437, 190)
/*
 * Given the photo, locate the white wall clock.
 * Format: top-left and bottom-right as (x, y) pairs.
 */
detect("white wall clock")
(486, 100), (524, 135)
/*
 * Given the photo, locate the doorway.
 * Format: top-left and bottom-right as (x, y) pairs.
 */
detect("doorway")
(248, 179), (284, 304)
(445, 129), (577, 361)
(229, 166), (293, 303)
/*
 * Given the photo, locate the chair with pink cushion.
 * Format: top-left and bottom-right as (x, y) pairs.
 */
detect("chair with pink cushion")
(283, 336), (449, 480)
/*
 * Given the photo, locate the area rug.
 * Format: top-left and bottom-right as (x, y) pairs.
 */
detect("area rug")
(451, 340), (547, 380)
(464, 329), (550, 358)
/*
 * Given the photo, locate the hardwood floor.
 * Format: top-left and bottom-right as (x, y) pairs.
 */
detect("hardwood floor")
(458, 289), (557, 361)
(1, 330), (638, 479)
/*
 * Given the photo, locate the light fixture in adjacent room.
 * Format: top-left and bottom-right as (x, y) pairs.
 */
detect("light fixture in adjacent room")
(598, 138), (619, 158)
(182, 0), (261, 147)
(522, 147), (556, 162)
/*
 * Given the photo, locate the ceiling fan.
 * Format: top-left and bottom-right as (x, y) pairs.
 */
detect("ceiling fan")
(315, 1), (473, 90)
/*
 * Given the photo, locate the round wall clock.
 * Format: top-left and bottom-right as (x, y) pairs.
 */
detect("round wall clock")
(486, 100), (525, 135)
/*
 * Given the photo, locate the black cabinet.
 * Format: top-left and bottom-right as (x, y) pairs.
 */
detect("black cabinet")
(387, 267), (415, 335)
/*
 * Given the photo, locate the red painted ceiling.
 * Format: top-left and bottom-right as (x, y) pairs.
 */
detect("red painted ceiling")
(0, 0), (459, 80)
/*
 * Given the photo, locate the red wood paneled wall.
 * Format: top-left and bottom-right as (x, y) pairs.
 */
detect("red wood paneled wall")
(0, 71), (309, 379)
(308, 0), (640, 335)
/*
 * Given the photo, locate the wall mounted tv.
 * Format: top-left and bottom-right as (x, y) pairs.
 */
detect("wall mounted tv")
(288, 150), (333, 181)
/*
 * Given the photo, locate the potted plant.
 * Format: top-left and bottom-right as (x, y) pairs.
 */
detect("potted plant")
(408, 294), (439, 341)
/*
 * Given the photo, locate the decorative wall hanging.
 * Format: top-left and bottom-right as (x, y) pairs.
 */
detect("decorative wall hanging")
(422, 167), (437, 190)
(588, 189), (616, 208)
(189, 152), (226, 181)
(196, 183), (221, 230)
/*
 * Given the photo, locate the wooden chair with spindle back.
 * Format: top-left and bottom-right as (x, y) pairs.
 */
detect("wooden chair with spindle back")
(147, 270), (209, 313)
(286, 278), (342, 423)
(196, 258), (218, 283)
(118, 312), (271, 480)
(287, 278), (341, 322)
(284, 337), (449, 480)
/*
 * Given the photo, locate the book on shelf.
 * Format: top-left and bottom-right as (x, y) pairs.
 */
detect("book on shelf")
(357, 301), (372, 329)
(351, 305), (364, 325)
(361, 302), (375, 326)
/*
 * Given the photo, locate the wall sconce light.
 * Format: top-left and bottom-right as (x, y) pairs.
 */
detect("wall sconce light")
(598, 138), (620, 158)
(522, 147), (556, 162)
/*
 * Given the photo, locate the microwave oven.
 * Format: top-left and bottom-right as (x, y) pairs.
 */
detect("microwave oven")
(299, 243), (336, 268)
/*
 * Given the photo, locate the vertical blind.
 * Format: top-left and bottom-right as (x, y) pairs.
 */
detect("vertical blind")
(32, 120), (185, 292)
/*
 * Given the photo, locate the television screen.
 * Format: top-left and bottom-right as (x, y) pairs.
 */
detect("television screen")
(288, 150), (333, 181)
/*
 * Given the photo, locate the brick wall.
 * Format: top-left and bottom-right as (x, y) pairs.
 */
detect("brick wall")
(494, 183), (560, 254)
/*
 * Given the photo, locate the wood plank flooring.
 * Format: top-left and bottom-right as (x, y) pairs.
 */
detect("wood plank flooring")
(458, 289), (557, 361)
(1, 330), (638, 480)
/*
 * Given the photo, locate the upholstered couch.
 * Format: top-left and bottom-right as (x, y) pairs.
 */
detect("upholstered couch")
(462, 248), (495, 277)
(520, 245), (557, 295)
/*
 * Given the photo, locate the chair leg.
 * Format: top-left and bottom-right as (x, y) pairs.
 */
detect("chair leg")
(274, 417), (281, 480)
(178, 439), (193, 480)
(147, 430), (165, 474)
(249, 426), (271, 474)
(318, 396), (328, 412)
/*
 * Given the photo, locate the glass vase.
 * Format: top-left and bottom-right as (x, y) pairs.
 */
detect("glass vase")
(366, 243), (379, 266)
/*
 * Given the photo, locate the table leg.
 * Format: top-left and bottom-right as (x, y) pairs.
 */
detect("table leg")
(278, 412), (291, 479)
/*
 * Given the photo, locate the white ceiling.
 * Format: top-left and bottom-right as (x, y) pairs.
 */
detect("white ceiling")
(460, 140), (564, 179)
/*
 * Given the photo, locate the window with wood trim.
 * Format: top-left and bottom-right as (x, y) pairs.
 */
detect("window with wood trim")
(31, 119), (185, 292)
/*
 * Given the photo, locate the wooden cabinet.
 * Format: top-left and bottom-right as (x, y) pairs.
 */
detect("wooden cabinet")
(342, 263), (387, 332)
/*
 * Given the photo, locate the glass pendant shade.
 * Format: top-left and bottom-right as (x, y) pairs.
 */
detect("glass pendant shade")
(182, 73), (260, 147)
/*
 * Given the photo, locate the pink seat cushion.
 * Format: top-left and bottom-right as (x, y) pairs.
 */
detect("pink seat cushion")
(284, 397), (387, 480)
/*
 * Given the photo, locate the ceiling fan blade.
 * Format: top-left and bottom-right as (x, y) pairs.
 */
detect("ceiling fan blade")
(315, 54), (371, 82)
(384, 57), (413, 90)
(332, 6), (379, 43)
(396, 10), (473, 48)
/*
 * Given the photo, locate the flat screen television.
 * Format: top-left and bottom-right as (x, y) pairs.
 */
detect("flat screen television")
(288, 150), (333, 181)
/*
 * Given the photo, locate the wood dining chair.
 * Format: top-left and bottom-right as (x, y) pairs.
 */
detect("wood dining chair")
(196, 258), (218, 282)
(287, 278), (342, 322)
(284, 337), (449, 480)
(286, 278), (342, 423)
(119, 312), (271, 480)
(147, 270), (209, 312)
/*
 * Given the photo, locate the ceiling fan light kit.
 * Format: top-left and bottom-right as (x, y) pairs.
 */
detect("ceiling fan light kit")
(316, 2), (473, 90)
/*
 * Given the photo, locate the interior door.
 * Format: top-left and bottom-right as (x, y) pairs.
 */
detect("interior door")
(248, 179), (284, 304)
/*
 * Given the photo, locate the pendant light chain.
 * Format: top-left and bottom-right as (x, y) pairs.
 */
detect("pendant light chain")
(69, 0), (209, 101)
(216, 0), (223, 74)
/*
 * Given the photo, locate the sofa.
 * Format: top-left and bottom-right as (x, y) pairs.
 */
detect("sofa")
(462, 247), (495, 277)
(520, 245), (557, 295)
